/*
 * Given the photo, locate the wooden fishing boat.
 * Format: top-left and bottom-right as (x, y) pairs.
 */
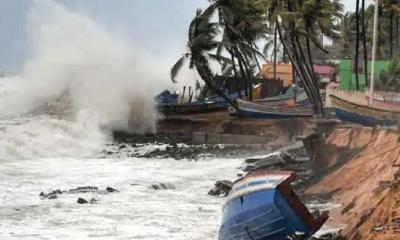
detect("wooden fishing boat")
(330, 94), (400, 126)
(218, 171), (328, 240)
(161, 101), (225, 115)
(229, 98), (314, 119)
(365, 90), (400, 111)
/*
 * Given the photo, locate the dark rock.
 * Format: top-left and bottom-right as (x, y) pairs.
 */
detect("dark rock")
(68, 186), (98, 194)
(40, 186), (118, 200)
(208, 180), (233, 197)
(39, 189), (63, 199)
(280, 151), (295, 163)
(243, 153), (284, 172)
(151, 183), (176, 190)
(106, 187), (119, 193)
(77, 198), (89, 204)
(47, 194), (58, 200)
(89, 198), (98, 204)
(119, 144), (127, 149)
(286, 146), (309, 159)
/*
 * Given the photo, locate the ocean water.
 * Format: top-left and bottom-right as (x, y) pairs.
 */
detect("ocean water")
(0, 1), (338, 239)
(0, 141), (242, 240)
(0, 2), (246, 238)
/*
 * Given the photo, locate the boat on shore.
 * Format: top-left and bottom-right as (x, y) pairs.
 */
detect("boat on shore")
(160, 101), (225, 115)
(330, 91), (400, 126)
(229, 98), (314, 119)
(365, 90), (400, 111)
(218, 171), (328, 240)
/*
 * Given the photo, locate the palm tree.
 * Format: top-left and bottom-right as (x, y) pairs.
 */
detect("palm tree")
(265, 0), (343, 115)
(361, 0), (369, 87)
(340, 13), (357, 58)
(209, 0), (268, 101)
(170, 8), (239, 111)
(354, 0), (360, 90)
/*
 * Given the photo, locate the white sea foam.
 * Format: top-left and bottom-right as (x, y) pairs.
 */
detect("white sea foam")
(0, 156), (243, 239)
(0, 1), (163, 160)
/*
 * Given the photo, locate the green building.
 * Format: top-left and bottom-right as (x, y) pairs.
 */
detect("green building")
(339, 59), (389, 91)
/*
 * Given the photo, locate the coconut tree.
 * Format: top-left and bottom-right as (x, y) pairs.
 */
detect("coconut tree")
(208, 0), (269, 101)
(340, 13), (357, 58)
(170, 8), (239, 111)
(361, 0), (369, 87)
(264, 0), (342, 115)
(354, 0), (361, 90)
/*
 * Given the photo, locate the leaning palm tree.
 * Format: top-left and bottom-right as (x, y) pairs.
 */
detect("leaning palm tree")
(209, 0), (269, 101)
(170, 8), (239, 111)
(265, 0), (343, 115)
(354, 0), (361, 90)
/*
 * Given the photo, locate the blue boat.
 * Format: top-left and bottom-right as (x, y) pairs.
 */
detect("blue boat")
(229, 99), (314, 119)
(330, 94), (399, 126)
(155, 90), (179, 107)
(219, 171), (328, 240)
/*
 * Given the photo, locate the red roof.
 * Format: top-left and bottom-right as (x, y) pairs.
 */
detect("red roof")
(313, 65), (335, 75)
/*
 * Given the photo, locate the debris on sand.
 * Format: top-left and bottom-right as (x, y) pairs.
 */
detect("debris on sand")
(208, 180), (232, 197)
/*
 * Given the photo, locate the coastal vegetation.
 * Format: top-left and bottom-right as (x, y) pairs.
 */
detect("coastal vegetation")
(171, 0), (400, 114)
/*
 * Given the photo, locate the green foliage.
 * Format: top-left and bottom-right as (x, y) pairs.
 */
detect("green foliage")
(376, 56), (400, 91)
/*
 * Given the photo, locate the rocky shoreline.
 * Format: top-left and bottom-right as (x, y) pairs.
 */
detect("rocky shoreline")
(111, 129), (342, 239)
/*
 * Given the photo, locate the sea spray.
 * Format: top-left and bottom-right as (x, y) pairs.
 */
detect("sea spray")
(0, 1), (162, 160)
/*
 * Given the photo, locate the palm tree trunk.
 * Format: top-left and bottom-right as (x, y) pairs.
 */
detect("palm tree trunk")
(390, 9), (394, 58)
(240, 50), (254, 101)
(354, 0), (360, 90)
(361, 0), (369, 87)
(234, 47), (253, 101)
(294, 36), (322, 114)
(273, 24), (278, 79)
(276, 21), (320, 115)
(195, 63), (240, 112)
(228, 48), (241, 97)
(305, 36), (323, 113)
(396, 15), (399, 51)
(305, 36), (317, 87)
(236, 54), (248, 98)
(285, 0), (321, 114)
(249, 42), (262, 73)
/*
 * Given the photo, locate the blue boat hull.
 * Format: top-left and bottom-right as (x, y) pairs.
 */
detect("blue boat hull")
(219, 189), (313, 240)
(335, 108), (395, 126)
(233, 109), (313, 119)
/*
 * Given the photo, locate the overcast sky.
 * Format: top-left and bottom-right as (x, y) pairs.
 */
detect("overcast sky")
(0, 0), (372, 71)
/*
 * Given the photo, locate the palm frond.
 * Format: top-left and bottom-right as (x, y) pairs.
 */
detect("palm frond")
(170, 55), (188, 83)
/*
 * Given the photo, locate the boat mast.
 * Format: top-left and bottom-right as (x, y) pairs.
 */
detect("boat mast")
(369, 0), (379, 106)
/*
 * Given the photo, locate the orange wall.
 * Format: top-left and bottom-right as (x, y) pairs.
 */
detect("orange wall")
(261, 63), (293, 87)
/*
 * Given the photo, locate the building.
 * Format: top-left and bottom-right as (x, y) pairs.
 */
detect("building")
(261, 63), (336, 88)
(261, 63), (293, 87)
(313, 65), (337, 87)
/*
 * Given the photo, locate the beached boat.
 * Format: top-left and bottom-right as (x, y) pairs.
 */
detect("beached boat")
(161, 101), (225, 115)
(229, 98), (314, 119)
(218, 171), (328, 240)
(330, 93), (400, 126)
(155, 90), (179, 107)
(365, 90), (400, 111)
